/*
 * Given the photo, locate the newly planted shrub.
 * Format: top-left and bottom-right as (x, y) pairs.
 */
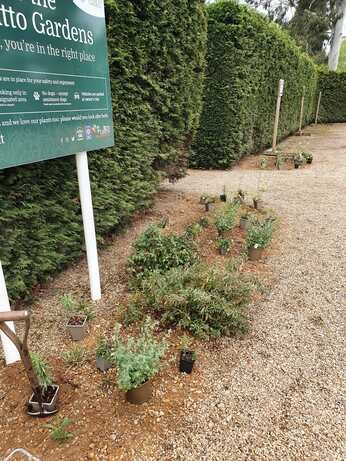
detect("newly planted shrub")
(111, 319), (168, 392)
(131, 265), (252, 339)
(128, 224), (197, 282)
(62, 347), (87, 367)
(215, 203), (239, 235)
(246, 218), (276, 249)
(30, 353), (53, 392)
(46, 417), (74, 444)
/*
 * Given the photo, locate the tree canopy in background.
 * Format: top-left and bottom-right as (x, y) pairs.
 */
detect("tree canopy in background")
(338, 39), (346, 71)
(245, 0), (342, 61)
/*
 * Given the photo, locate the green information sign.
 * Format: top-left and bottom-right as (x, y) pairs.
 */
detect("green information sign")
(0, 0), (114, 170)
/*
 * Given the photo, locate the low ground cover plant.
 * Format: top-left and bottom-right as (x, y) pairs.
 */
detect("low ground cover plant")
(128, 223), (197, 283)
(45, 417), (74, 444)
(129, 265), (251, 339)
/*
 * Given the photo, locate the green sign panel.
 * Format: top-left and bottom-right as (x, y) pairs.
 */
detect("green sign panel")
(0, 0), (114, 170)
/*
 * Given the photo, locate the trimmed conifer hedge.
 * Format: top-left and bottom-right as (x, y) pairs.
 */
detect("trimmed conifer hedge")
(191, 0), (318, 169)
(0, 0), (207, 299)
(317, 70), (346, 123)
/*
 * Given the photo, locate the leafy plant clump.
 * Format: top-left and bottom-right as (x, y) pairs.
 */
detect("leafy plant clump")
(215, 203), (240, 235)
(46, 417), (74, 444)
(62, 346), (87, 367)
(96, 337), (113, 361)
(217, 238), (231, 254)
(30, 353), (53, 392)
(128, 223), (197, 283)
(246, 218), (276, 250)
(111, 319), (168, 392)
(61, 294), (94, 321)
(131, 264), (252, 339)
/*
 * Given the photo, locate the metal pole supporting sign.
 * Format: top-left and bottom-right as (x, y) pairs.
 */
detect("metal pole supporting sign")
(0, 261), (20, 364)
(76, 152), (101, 302)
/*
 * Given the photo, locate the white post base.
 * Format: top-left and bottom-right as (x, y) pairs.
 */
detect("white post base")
(0, 262), (20, 365)
(76, 152), (101, 301)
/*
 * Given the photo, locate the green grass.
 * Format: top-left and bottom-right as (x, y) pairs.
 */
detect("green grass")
(338, 39), (346, 73)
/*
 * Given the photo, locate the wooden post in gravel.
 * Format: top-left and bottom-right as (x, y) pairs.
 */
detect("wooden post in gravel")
(315, 91), (322, 124)
(272, 79), (284, 154)
(298, 86), (306, 135)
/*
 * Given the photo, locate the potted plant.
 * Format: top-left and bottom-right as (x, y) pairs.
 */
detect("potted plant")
(239, 213), (254, 230)
(234, 189), (245, 204)
(217, 238), (231, 255)
(179, 335), (196, 374)
(0, 310), (59, 417)
(293, 153), (306, 169)
(302, 151), (313, 164)
(111, 318), (168, 405)
(219, 185), (227, 203)
(246, 218), (276, 261)
(200, 194), (216, 212)
(61, 294), (93, 341)
(28, 353), (59, 417)
(253, 195), (264, 211)
(96, 337), (113, 372)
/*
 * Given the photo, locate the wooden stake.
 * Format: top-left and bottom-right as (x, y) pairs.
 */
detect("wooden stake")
(315, 91), (322, 124)
(272, 79), (284, 154)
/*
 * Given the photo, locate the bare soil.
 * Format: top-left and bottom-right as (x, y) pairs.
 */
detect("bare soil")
(0, 192), (272, 461)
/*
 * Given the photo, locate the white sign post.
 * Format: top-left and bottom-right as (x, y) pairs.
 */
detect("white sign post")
(76, 152), (102, 302)
(0, 262), (21, 365)
(272, 79), (285, 153)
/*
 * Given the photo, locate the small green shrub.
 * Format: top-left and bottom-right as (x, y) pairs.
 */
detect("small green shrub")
(111, 318), (168, 392)
(246, 218), (276, 249)
(46, 417), (74, 444)
(128, 224), (197, 282)
(62, 347), (87, 367)
(30, 353), (53, 392)
(61, 295), (94, 321)
(215, 203), (239, 235)
(96, 337), (112, 361)
(217, 238), (231, 254)
(132, 264), (251, 339)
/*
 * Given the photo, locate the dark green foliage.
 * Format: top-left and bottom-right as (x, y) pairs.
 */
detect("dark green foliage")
(317, 69), (346, 123)
(0, 1), (207, 299)
(128, 223), (197, 283)
(130, 265), (251, 338)
(191, 0), (317, 169)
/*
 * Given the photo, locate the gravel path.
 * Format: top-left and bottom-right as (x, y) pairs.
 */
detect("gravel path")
(153, 124), (346, 460)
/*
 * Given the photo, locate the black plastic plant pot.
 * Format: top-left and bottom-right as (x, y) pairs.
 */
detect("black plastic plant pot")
(220, 194), (227, 202)
(179, 350), (196, 374)
(27, 385), (59, 417)
(294, 163), (299, 169)
(96, 356), (112, 372)
(307, 159), (312, 164)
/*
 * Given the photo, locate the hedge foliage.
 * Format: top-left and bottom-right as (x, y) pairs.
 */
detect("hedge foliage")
(0, 0), (207, 299)
(317, 69), (346, 123)
(191, 0), (318, 169)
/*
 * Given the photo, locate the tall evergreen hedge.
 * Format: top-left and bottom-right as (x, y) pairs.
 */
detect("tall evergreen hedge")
(191, 0), (318, 169)
(317, 70), (346, 123)
(0, 0), (207, 299)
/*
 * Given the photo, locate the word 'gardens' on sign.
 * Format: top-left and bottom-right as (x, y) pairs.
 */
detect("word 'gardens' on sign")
(0, 0), (114, 365)
(0, 0), (114, 169)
